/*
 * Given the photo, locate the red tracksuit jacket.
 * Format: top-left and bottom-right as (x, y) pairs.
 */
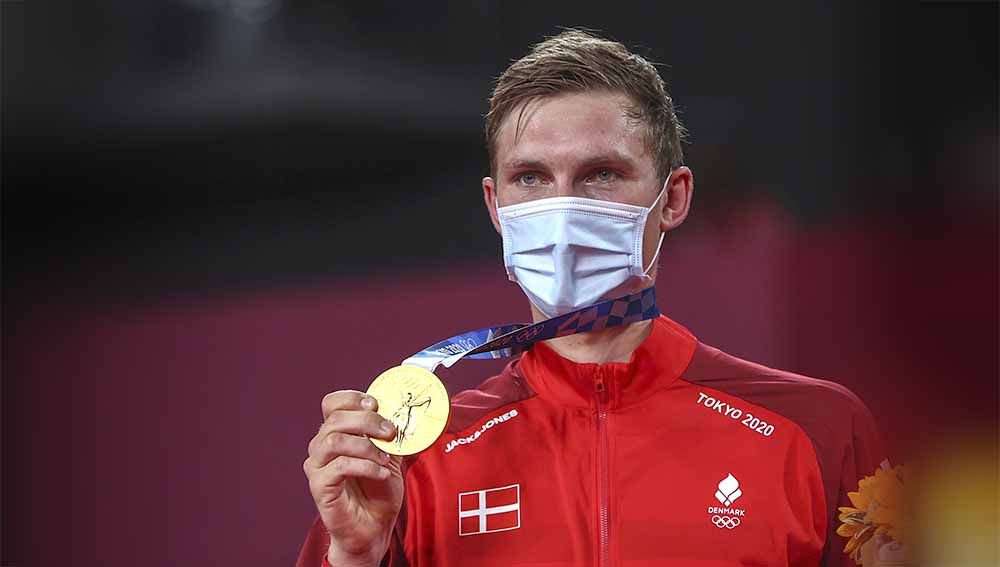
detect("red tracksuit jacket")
(298, 315), (885, 566)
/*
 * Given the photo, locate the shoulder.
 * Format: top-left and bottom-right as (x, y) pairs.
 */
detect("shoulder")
(679, 341), (886, 481)
(681, 341), (876, 426)
(446, 359), (537, 434)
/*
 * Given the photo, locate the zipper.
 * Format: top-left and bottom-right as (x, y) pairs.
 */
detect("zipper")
(595, 370), (610, 567)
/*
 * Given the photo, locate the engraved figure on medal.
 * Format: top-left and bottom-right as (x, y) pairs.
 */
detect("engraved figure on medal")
(366, 365), (450, 456)
(391, 391), (432, 449)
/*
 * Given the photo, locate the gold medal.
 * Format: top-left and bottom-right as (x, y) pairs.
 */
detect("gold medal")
(366, 365), (450, 456)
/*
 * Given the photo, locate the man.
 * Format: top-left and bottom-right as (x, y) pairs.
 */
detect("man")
(298, 30), (884, 566)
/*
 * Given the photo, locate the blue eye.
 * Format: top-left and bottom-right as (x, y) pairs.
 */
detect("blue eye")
(591, 168), (617, 183)
(519, 173), (538, 186)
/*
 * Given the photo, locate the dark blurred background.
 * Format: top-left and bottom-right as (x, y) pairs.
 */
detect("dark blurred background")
(3, 1), (997, 566)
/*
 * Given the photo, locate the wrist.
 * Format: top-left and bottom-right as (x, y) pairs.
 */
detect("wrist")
(325, 540), (384, 567)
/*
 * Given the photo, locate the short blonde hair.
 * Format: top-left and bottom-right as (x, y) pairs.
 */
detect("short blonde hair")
(486, 29), (686, 182)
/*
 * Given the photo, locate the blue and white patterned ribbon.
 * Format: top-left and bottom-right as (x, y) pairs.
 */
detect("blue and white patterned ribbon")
(401, 286), (659, 372)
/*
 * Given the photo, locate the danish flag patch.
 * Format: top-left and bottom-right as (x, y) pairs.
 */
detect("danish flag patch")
(458, 484), (521, 536)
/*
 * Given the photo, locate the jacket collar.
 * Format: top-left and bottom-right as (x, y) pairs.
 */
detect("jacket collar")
(514, 315), (697, 410)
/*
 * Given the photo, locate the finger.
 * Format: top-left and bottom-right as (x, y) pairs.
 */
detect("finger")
(325, 408), (397, 441)
(321, 390), (378, 420)
(312, 455), (391, 490)
(308, 431), (391, 469)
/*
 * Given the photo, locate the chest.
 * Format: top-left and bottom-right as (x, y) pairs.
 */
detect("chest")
(402, 396), (822, 567)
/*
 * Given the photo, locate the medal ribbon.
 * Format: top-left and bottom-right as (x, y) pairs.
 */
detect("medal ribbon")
(402, 286), (659, 372)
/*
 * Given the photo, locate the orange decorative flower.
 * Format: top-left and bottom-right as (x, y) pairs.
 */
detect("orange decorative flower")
(837, 465), (908, 565)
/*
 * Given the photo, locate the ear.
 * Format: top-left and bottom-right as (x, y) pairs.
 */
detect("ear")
(483, 176), (502, 235)
(658, 166), (694, 233)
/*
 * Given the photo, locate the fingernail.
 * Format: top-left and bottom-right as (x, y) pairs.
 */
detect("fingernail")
(381, 420), (395, 435)
(381, 452), (390, 464)
(361, 397), (376, 410)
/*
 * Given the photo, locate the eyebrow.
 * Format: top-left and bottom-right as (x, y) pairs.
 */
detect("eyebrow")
(501, 151), (636, 173)
(501, 159), (548, 172)
(578, 151), (636, 168)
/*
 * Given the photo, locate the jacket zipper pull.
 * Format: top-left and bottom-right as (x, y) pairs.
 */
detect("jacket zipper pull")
(595, 373), (608, 403)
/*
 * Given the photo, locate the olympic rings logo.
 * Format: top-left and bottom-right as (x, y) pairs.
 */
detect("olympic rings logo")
(711, 515), (741, 529)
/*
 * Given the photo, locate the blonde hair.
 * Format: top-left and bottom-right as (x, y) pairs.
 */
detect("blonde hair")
(485, 29), (686, 182)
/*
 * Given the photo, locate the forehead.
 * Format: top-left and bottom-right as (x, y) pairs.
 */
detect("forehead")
(494, 91), (650, 171)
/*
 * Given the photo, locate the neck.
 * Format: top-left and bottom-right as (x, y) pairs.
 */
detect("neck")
(529, 303), (655, 364)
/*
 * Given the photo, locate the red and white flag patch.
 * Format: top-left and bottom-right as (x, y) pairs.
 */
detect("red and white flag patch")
(458, 483), (521, 536)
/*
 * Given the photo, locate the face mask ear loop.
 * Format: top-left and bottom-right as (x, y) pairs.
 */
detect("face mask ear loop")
(642, 230), (666, 276)
(648, 171), (672, 211)
(648, 184), (667, 212)
(641, 172), (672, 276)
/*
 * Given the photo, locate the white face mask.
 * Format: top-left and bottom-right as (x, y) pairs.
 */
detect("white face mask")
(496, 175), (669, 318)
